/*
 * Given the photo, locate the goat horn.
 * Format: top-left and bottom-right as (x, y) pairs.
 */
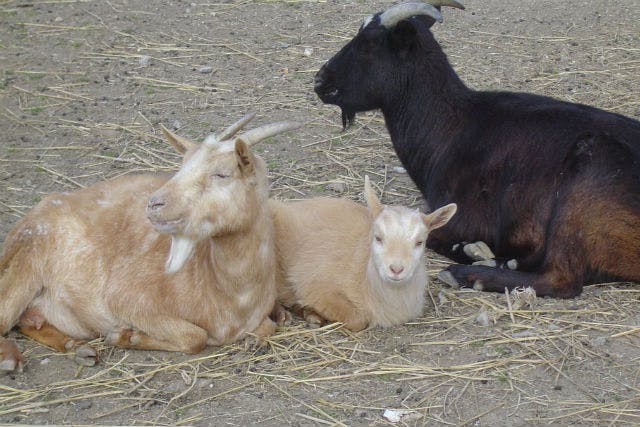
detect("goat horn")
(216, 112), (256, 141)
(238, 121), (302, 146)
(427, 0), (465, 10)
(379, 0), (464, 28)
(380, 2), (443, 27)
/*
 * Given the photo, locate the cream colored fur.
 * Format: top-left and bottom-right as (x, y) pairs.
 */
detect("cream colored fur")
(270, 177), (457, 331)
(0, 118), (297, 368)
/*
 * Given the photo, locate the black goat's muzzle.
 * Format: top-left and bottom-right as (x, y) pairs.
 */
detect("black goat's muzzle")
(314, 65), (339, 103)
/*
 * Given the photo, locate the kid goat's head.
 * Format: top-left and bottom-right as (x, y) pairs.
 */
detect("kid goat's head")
(314, 0), (464, 128)
(364, 176), (457, 283)
(147, 114), (300, 273)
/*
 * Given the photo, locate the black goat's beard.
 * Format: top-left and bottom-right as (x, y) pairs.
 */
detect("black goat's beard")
(341, 109), (356, 129)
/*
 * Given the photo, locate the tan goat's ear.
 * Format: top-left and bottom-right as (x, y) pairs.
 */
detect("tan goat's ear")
(364, 175), (383, 216)
(160, 124), (198, 154)
(235, 138), (254, 176)
(423, 203), (457, 231)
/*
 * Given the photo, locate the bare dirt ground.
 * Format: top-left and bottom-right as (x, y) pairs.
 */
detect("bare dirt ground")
(1, 0), (640, 425)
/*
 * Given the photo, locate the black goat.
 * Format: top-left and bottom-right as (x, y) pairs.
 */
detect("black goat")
(314, 1), (640, 298)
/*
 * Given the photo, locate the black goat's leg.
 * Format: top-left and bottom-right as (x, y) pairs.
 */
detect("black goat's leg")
(438, 264), (582, 298)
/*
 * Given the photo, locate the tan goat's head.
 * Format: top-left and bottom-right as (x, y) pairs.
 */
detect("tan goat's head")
(364, 176), (457, 283)
(147, 114), (300, 273)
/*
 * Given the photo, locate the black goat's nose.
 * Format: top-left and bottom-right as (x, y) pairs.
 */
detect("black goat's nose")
(147, 197), (166, 212)
(314, 64), (327, 88)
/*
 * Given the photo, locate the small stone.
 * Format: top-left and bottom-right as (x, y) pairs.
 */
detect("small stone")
(476, 309), (491, 326)
(54, 16), (63, 22)
(592, 336), (607, 347)
(138, 55), (151, 67)
(172, 120), (182, 130)
(392, 166), (407, 174)
(303, 47), (313, 57)
(326, 181), (346, 194)
(197, 66), (213, 74)
(77, 400), (92, 410)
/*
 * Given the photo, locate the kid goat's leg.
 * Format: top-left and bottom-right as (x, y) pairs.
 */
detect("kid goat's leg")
(107, 317), (208, 354)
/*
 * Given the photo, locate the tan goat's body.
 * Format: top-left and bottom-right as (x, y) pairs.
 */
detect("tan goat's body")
(270, 198), (429, 331)
(0, 174), (276, 352)
(0, 116), (298, 371)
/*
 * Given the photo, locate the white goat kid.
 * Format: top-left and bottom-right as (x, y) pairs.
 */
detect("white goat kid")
(0, 115), (299, 371)
(270, 176), (457, 331)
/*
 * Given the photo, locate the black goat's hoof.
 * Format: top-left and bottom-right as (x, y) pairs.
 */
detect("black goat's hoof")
(437, 270), (460, 289)
(472, 259), (497, 267)
(463, 241), (495, 261)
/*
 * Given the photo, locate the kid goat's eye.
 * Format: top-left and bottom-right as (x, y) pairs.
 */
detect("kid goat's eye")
(415, 241), (424, 247)
(213, 173), (229, 179)
(375, 236), (383, 244)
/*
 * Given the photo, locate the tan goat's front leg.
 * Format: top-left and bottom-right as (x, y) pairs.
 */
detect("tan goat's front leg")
(0, 338), (22, 371)
(252, 316), (276, 338)
(17, 308), (99, 366)
(107, 318), (208, 354)
(314, 295), (369, 332)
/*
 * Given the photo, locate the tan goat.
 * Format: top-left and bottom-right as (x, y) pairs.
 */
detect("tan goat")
(270, 177), (457, 331)
(0, 115), (299, 371)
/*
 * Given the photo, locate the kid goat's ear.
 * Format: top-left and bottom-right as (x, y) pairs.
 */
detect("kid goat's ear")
(234, 138), (254, 176)
(160, 124), (198, 154)
(364, 175), (383, 217)
(423, 203), (457, 230)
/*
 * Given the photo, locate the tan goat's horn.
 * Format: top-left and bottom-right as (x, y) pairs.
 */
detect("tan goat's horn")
(238, 121), (302, 146)
(216, 112), (256, 141)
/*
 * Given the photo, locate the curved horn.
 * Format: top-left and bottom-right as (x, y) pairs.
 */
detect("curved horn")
(238, 121), (302, 146)
(216, 112), (256, 141)
(160, 124), (197, 154)
(379, 2), (443, 28)
(428, 0), (465, 10)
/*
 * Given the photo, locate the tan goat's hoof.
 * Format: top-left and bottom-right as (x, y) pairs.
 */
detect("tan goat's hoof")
(0, 340), (23, 372)
(0, 358), (20, 372)
(74, 345), (98, 367)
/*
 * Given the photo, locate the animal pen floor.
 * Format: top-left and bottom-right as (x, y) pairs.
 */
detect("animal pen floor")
(1, 0), (639, 425)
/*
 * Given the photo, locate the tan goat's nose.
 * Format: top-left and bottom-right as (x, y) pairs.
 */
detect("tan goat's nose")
(390, 264), (404, 275)
(147, 196), (166, 212)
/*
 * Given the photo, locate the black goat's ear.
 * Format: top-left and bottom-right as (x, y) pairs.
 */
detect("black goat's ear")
(389, 20), (420, 53)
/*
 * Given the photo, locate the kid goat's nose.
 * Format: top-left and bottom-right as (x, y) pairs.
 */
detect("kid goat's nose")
(389, 264), (404, 275)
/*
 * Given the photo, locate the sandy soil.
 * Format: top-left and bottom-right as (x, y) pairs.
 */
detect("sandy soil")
(1, 0), (639, 425)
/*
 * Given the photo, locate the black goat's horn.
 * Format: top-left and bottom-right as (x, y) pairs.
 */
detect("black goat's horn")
(380, 2), (443, 27)
(428, 0), (465, 10)
(379, 1), (465, 28)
